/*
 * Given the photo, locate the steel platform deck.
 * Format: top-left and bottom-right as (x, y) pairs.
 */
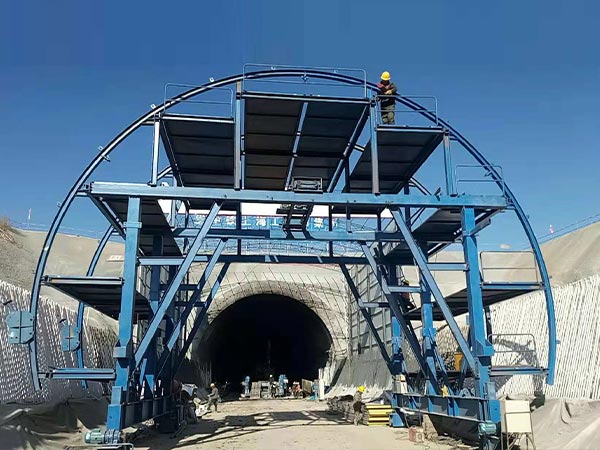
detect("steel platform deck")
(244, 94), (367, 191)
(103, 198), (181, 256)
(43, 276), (151, 320)
(404, 282), (541, 320)
(347, 126), (444, 194)
(383, 207), (497, 264)
(161, 114), (236, 211)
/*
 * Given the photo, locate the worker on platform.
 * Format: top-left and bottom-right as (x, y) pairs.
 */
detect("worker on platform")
(353, 385), (366, 425)
(207, 382), (220, 413)
(400, 279), (417, 312)
(377, 71), (398, 125)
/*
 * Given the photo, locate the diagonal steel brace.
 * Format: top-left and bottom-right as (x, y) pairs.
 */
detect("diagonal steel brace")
(390, 208), (479, 376)
(133, 202), (221, 368)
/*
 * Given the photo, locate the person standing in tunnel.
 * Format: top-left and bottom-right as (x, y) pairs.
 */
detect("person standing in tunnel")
(207, 383), (220, 413)
(353, 385), (366, 425)
(244, 375), (251, 397)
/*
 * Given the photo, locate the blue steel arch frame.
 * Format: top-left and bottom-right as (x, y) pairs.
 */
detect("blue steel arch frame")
(20, 68), (556, 448)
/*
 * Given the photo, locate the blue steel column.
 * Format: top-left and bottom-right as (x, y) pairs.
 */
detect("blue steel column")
(387, 264), (406, 428)
(107, 197), (141, 431)
(141, 235), (163, 396)
(234, 81), (242, 190)
(461, 207), (500, 428)
(443, 132), (455, 195)
(369, 101), (380, 195)
(419, 242), (437, 406)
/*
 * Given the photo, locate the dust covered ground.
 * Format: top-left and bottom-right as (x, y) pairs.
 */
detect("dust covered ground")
(136, 398), (452, 450)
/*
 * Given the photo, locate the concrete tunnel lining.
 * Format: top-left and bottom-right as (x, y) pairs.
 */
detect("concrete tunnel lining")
(185, 263), (350, 387)
(198, 293), (334, 384)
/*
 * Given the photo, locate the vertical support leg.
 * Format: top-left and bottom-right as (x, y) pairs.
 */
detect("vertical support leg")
(234, 81), (242, 190)
(369, 102), (380, 195)
(386, 264), (407, 427)
(443, 132), (455, 195)
(107, 197), (141, 431)
(328, 206), (333, 257)
(462, 208), (501, 437)
(150, 117), (160, 186)
(140, 235), (163, 397)
(75, 303), (87, 389)
(419, 242), (437, 398)
(236, 205), (242, 254)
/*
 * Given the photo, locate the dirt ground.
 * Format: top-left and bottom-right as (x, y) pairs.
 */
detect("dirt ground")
(135, 399), (452, 450)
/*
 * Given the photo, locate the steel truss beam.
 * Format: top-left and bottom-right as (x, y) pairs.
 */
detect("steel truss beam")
(139, 255), (369, 265)
(171, 227), (408, 242)
(151, 239), (227, 376)
(87, 182), (508, 209)
(173, 262), (230, 374)
(133, 203), (221, 370)
(359, 242), (438, 391)
(390, 209), (479, 376)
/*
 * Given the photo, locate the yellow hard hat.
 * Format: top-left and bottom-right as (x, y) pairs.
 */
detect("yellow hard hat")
(358, 385), (365, 392)
(210, 383), (215, 387)
(380, 71), (391, 81)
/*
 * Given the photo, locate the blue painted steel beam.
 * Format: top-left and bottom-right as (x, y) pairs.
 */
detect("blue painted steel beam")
(139, 235), (163, 396)
(87, 182), (509, 209)
(428, 262), (467, 271)
(40, 368), (116, 381)
(462, 207), (500, 424)
(390, 209), (479, 376)
(133, 202), (221, 370)
(152, 239), (226, 375)
(138, 255), (370, 266)
(171, 227), (408, 242)
(340, 264), (392, 371)
(87, 195), (126, 239)
(107, 197), (141, 430)
(173, 263), (230, 374)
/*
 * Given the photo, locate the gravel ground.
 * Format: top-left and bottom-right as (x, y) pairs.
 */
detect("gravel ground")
(135, 399), (452, 450)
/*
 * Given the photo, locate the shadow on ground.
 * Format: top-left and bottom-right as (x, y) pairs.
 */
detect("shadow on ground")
(137, 407), (351, 450)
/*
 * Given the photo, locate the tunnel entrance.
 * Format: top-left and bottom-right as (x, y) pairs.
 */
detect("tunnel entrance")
(202, 294), (332, 384)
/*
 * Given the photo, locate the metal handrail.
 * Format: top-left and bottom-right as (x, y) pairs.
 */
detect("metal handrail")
(242, 63), (368, 97)
(163, 83), (234, 117)
(454, 163), (506, 196)
(375, 95), (439, 126)
(480, 250), (540, 284)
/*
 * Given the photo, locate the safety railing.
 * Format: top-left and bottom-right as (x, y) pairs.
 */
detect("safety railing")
(374, 95), (439, 127)
(453, 163), (506, 196)
(489, 333), (541, 368)
(242, 63), (368, 98)
(162, 83), (234, 118)
(480, 250), (540, 284)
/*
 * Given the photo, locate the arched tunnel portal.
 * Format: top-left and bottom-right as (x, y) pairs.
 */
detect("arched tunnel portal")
(185, 263), (349, 388)
(199, 293), (333, 383)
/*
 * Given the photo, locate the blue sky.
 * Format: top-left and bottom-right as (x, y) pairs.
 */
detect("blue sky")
(1, 0), (598, 246)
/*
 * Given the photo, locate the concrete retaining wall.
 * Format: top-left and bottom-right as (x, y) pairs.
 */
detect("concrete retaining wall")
(0, 280), (116, 404)
(333, 273), (600, 400)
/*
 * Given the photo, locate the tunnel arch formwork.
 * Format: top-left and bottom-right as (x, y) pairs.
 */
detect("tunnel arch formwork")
(7, 65), (556, 449)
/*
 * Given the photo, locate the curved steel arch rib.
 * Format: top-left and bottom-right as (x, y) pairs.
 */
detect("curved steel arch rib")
(28, 68), (555, 389)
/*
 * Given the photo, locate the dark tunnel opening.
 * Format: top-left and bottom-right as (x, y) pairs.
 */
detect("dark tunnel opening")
(202, 294), (332, 385)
